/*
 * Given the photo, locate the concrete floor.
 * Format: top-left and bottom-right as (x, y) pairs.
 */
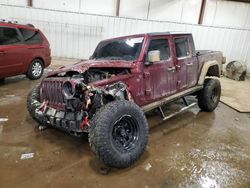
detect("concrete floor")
(0, 60), (250, 188)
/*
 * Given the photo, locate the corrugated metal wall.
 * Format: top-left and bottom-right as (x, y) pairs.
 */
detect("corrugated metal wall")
(1, 4), (250, 72)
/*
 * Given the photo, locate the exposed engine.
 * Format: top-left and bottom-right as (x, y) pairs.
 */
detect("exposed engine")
(57, 67), (131, 112)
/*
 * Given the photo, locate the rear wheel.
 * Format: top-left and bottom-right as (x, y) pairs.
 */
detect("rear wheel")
(27, 59), (44, 80)
(88, 100), (148, 168)
(198, 78), (221, 112)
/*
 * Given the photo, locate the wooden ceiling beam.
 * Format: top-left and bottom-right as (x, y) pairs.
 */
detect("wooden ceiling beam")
(198, 0), (206, 25)
(116, 0), (120, 16)
(27, 0), (33, 7)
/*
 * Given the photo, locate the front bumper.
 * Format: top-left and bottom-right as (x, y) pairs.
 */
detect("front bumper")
(31, 94), (88, 136)
(36, 106), (88, 135)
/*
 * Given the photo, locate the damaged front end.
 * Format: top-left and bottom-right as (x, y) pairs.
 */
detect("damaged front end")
(30, 67), (132, 136)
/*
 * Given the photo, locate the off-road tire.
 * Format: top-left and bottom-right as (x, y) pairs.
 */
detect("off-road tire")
(27, 59), (44, 80)
(88, 100), (148, 168)
(198, 78), (221, 112)
(27, 85), (42, 123)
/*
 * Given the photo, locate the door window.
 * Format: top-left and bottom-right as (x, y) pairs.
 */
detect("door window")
(174, 37), (190, 58)
(148, 39), (170, 61)
(0, 27), (22, 45)
(19, 28), (42, 44)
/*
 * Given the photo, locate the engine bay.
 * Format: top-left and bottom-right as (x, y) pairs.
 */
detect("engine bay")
(57, 67), (130, 84)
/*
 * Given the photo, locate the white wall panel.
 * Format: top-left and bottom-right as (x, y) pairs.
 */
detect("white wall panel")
(149, 0), (183, 22)
(2, 0), (250, 29)
(0, 4), (250, 72)
(179, 0), (202, 24)
(79, 0), (115, 16)
(33, 0), (80, 12)
(119, 0), (149, 19)
(27, 0), (116, 16)
(203, 0), (250, 29)
(148, 0), (201, 24)
(0, 0), (26, 6)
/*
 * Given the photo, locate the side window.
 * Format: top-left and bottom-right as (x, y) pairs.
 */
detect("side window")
(148, 39), (170, 61)
(0, 27), (22, 45)
(174, 37), (190, 58)
(19, 28), (43, 44)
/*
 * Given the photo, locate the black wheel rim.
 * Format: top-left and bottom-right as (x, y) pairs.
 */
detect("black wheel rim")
(211, 87), (219, 103)
(112, 115), (139, 152)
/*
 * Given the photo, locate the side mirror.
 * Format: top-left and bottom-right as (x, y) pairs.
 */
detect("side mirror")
(146, 50), (160, 65)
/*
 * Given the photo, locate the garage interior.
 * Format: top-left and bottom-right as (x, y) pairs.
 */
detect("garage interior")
(0, 0), (250, 187)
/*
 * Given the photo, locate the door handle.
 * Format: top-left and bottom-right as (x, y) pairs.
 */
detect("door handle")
(187, 62), (193, 66)
(143, 72), (150, 78)
(168, 67), (176, 72)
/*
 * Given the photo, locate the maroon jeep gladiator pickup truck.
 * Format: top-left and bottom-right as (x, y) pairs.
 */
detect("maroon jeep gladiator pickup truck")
(27, 32), (223, 168)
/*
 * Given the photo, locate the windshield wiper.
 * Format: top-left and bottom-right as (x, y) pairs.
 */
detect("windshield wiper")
(98, 56), (124, 60)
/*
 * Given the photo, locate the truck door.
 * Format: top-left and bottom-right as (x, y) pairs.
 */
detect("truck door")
(143, 37), (177, 102)
(0, 27), (25, 77)
(174, 36), (198, 89)
(186, 36), (198, 87)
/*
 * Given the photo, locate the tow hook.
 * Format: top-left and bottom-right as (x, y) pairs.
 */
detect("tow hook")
(38, 100), (48, 113)
(36, 100), (49, 131)
(80, 114), (90, 129)
(35, 100), (48, 121)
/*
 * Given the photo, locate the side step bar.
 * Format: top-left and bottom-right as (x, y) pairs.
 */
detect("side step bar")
(158, 102), (197, 121)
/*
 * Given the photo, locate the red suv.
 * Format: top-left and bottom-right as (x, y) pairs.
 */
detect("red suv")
(0, 20), (51, 81)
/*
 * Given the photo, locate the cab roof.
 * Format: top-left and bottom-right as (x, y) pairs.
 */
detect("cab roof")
(102, 32), (192, 42)
(146, 31), (192, 36)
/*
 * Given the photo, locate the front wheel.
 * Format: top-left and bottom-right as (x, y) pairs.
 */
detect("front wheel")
(88, 100), (148, 168)
(198, 78), (221, 112)
(27, 85), (43, 124)
(27, 59), (44, 80)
